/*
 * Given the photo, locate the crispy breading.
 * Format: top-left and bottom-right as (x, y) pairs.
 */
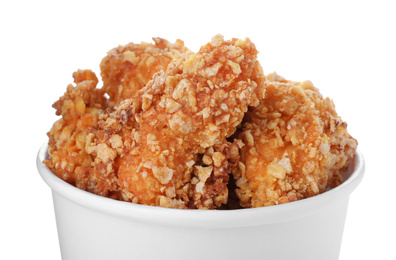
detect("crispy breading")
(100, 38), (189, 105)
(102, 35), (265, 208)
(234, 72), (357, 207)
(44, 70), (108, 192)
(43, 37), (357, 210)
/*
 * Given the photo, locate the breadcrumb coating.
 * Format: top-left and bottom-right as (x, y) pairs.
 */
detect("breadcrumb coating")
(44, 70), (108, 192)
(44, 36), (357, 210)
(107, 35), (265, 208)
(100, 38), (189, 105)
(233, 72), (357, 207)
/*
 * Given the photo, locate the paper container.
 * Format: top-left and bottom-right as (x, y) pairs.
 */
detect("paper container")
(37, 143), (364, 260)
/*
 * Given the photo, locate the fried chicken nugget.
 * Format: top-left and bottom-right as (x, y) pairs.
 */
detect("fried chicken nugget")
(100, 38), (189, 105)
(44, 70), (108, 192)
(93, 35), (265, 209)
(234, 72), (357, 208)
(81, 100), (137, 200)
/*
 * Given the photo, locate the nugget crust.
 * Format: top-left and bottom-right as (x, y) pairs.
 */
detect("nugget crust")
(44, 70), (108, 192)
(234, 73), (357, 207)
(100, 38), (189, 105)
(113, 35), (264, 208)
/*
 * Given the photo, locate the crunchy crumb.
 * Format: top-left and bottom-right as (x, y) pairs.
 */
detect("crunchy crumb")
(114, 35), (264, 208)
(44, 36), (356, 210)
(233, 74), (357, 207)
(100, 38), (189, 105)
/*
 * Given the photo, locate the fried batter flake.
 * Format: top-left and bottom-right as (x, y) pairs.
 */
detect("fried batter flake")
(44, 70), (108, 192)
(234, 73), (357, 207)
(100, 38), (189, 105)
(110, 35), (264, 208)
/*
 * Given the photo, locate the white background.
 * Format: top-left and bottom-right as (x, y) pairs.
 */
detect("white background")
(1, 0), (395, 259)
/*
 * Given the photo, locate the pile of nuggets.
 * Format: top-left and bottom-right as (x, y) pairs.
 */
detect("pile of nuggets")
(44, 35), (357, 209)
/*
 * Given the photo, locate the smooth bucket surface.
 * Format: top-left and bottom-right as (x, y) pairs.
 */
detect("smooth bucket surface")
(37, 143), (365, 260)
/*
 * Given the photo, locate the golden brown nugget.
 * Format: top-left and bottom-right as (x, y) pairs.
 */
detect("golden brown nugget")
(102, 35), (265, 208)
(44, 70), (108, 192)
(234, 73), (357, 207)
